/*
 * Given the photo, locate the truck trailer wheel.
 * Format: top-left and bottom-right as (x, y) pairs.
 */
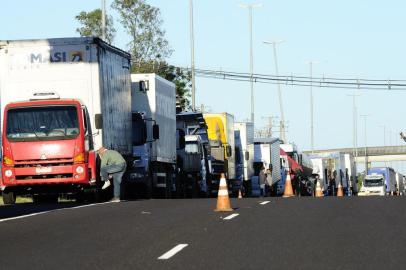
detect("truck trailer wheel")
(3, 191), (16, 205)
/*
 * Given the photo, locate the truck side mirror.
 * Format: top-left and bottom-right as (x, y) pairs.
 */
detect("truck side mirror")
(95, 114), (103, 130)
(226, 145), (232, 157)
(153, 124), (160, 140)
(245, 151), (249, 161)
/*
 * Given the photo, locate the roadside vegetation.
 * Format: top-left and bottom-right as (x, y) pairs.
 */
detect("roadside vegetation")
(0, 196), (33, 205)
(76, 0), (191, 110)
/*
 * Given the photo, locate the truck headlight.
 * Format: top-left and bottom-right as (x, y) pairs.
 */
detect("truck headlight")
(76, 166), (84, 174)
(5, 170), (13, 177)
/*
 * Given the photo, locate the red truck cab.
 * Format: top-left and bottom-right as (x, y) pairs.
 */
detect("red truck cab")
(1, 94), (97, 204)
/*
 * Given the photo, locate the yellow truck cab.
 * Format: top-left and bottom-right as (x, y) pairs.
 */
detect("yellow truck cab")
(203, 113), (237, 195)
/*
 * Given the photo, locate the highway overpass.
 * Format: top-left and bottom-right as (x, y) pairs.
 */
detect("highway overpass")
(304, 145), (406, 162)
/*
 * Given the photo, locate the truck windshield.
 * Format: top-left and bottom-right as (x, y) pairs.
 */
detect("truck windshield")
(364, 178), (384, 187)
(185, 142), (199, 154)
(6, 105), (79, 142)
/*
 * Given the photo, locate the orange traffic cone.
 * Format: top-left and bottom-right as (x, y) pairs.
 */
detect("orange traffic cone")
(283, 173), (294, 198)
(315, 180), (323, 197)
(238, 189), (243, 199)
(214, 173), (233, 212)
(337, 182), (344, 197)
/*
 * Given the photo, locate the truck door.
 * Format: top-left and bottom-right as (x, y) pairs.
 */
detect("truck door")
(82, 106), (94, 151)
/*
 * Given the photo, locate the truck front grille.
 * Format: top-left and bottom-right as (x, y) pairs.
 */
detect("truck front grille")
(16, 174), (74, 180)
(14, 158), (74, 168)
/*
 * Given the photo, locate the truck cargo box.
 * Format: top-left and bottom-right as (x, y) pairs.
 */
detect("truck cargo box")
(131, 73), (176, 164)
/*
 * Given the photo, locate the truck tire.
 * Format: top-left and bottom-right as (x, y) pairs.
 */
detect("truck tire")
(3, 190), (16, 205)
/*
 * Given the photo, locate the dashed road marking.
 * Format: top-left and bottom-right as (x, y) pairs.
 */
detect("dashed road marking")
(0, 201), (113, 223)
(260, 201), (270, 205)
(223, 213), (239, 220)
(158, 244), (189, 260)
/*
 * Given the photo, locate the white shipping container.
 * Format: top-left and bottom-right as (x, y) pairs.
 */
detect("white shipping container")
(311, 158), (328, 190)
(396, 172), (404, 195)
(0, 37), (132, 154)
(131, 73), (176, 164)
(234, 122), (254, 181)
(254, 138), (281, 184)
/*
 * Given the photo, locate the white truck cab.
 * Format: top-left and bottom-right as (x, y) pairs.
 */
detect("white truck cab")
(358, 174), (386, 196)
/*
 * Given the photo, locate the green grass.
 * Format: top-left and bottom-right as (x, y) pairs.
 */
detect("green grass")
(0, 196), (33, 205)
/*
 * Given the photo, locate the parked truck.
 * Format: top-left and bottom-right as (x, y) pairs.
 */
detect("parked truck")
(176, 112), (211, 197)
(203, 113), (236, 196)
(129, 73), (176, 198)
(280, 143), (314, 196)
(396, 172), (405, 196)
(234, 122), (254, 196)
(253, 138), (281, 196)
(0, 37), (133, 204)
(359, 167), (396, 196)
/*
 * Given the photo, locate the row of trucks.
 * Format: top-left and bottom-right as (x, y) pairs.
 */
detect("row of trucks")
(309, 152), (358, 196)
(0, 37), (250, 203)
(0, 37), (336, 204)
(358, 167), (405, 196)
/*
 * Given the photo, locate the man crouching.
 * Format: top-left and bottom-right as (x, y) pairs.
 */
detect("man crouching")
(97, 147), (127, 202)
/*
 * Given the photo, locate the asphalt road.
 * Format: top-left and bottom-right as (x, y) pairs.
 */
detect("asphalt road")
(1, 197), (406, 270)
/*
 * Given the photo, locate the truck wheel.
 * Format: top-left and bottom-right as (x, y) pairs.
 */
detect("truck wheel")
(2, 191), (16, 205)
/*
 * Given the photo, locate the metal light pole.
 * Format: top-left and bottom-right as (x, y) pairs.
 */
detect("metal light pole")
(361, 114), (370, 173)
(307, 61), (319, 153)
(239, 3), (262, 124)
(348, 93), (361, 158)
(379, 124), (387, 167)
(189, 0), (196, 111)
(263, 40), (286, 142)
(101, 0), (106, 41)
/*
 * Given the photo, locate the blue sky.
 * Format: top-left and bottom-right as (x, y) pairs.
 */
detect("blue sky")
(1, 0), (405, 159)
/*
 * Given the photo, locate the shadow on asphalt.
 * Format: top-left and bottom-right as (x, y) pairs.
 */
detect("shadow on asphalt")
(0, 202), (86, 220)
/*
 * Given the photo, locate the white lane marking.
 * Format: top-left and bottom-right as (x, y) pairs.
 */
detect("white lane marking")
(0, 201), (114, 223)
(223, 213), (239, 220)
(0, 211), (55, 223)
(260, 201), (270, 205)
(158, 244), (188, 260)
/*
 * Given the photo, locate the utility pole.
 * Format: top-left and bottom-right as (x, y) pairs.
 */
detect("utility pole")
(189, 0), (196, 111)
(239, 3), (262, 124)
(263, 40), (286, 142)
(101, 0), (106, 41)
(261, 116), (277, 138)
(307, 61), (319, 153)
(361, 114), (370, 173)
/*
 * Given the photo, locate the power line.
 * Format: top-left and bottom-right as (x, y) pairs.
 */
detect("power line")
(186, 68), (406, 91)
